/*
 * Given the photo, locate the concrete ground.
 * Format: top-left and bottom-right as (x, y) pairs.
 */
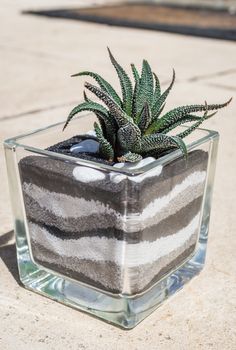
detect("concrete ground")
(0, 1), (236, 349)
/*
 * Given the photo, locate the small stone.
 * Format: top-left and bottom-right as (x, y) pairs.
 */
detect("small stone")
(113, 157), (156, 170)
(70, 139), (99, 154)
(85, 130), (96, 137)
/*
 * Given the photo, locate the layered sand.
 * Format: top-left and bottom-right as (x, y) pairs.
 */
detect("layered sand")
(19, 149), (208, 295)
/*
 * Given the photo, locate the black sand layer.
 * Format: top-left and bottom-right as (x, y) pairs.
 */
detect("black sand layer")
(30, 232), (197, 294)
(19, 149), (208, 214)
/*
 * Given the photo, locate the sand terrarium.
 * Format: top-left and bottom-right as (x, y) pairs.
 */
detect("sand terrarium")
(4, 50), (231, 328)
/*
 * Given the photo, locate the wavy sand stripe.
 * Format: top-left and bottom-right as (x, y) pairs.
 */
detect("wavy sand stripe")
(31, 235), (197, 294)
(20, 150), (208, 211)
(20, 156), (126, 212)
(23, 182), (116, 219)
(137, 181), (205, 232)
(23, 192), (121, 233)
(28, 214), (200, 268)
(129, 196), (202, 241)
(31, 241), (122, 293)
(141, 171), (206, 220)
(128, 242), (196, 294)
(23, 170), (205, 234)
(23, 169), (205, 219)
(26, 196), (202, 242)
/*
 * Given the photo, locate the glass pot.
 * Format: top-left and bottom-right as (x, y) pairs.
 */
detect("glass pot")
(4, 113), (219, 328)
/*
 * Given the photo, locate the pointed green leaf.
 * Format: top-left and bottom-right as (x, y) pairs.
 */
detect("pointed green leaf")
(147, 97), (232, 134)
(118, 152), (142, 163)
(177, 119), (205, 140)
(108, 48), (133, 115)
(95, 111), (117, 146)
(117, 123), (141, 152)
(82, 91), (116, 143)
(152, 72), (161, 106)
(176, 107), (217, 139)
(85, 82), (132, 127)
(83, 91), (90, 102)
(131, 63), (140, 120)
(132, 85), (138, 120)
(171, 136), (188, 159)
(149, 103), (166, 126)
(72, 71), (122, 106)
(162, 111), (217, 134)
(131, 68), (140, 120)
(152, 69), (175, 118)
(134, 60), (154, 119)
(63, 101), (109, 131)
(140, 133), (187, 158)
(138, 102), (152, 132)
(131, 63), (140, 85)
(161, 115), (202, 134)
(95, 112), (106, 136)
(94, 122), (114, 161)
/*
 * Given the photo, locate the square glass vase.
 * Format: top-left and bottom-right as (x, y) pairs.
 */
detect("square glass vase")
(4, 113), (219, 329)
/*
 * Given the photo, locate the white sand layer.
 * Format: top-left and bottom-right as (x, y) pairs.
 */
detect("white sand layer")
(29, 214), (200, 268)
(23, 170), (206, 233)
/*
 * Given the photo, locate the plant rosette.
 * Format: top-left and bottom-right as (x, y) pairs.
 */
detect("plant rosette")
(4, 49), (231, 328)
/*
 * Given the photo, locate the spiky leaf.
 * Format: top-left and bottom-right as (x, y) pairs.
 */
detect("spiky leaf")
(134, 60), (154, 119)
(72, 71), (122, 107)
(176, 107), (217, 139)
(83, 91), (90, 102)
(63, 101), (109, 131)
(118, 152), (142, 163)
(96, 111), (117, 145)
(94, 122), (114, 161)
(131, 63), (140, 85)
(108, 48), (133, 115)
(147, 98), (232, 134)
(117, 123), (141, 151)
(152, 69), (175, 118)
(138, 102), (152, 132)
(67, 51), (232, 164)
(85, 82), (132, 127)
(152, 72), (161, 107)
(170, 136), (188, 159)
(131, 65), (140, 119)
(82, 91), (107, 136)
(140, 133), (187, 158)
(150, 103), (166, 125)
(95, 112), (106, 137)
(161, 111), (217, 134)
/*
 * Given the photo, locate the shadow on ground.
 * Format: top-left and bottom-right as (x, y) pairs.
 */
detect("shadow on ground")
(0, 230), (21, 284)
(0, 230), (14, 246)
(23, 4), (236, 41)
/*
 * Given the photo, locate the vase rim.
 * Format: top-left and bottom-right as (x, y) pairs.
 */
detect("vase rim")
(4, 113), (219, 176)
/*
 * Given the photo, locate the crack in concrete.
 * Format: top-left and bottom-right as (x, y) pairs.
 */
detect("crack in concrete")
(0, 100), (80, 122)
(188, 68), (236, 82)
(0, 43), (91, 63)
(210, 263), (234, 279)
(206, 83), (236, 91)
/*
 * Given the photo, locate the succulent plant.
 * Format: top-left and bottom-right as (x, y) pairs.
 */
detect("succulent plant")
(64, 48), (231, 163)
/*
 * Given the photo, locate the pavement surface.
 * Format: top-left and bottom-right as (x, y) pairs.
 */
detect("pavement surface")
(0, 1), (236, 349)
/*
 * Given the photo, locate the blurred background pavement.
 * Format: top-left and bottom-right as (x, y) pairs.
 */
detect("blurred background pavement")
(0, 1), (235, 349)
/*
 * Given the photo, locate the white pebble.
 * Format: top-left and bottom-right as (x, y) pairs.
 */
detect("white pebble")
(73, 166), (105, 183)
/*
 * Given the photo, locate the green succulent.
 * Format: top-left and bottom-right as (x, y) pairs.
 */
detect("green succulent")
(63, 48), (232, 163)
